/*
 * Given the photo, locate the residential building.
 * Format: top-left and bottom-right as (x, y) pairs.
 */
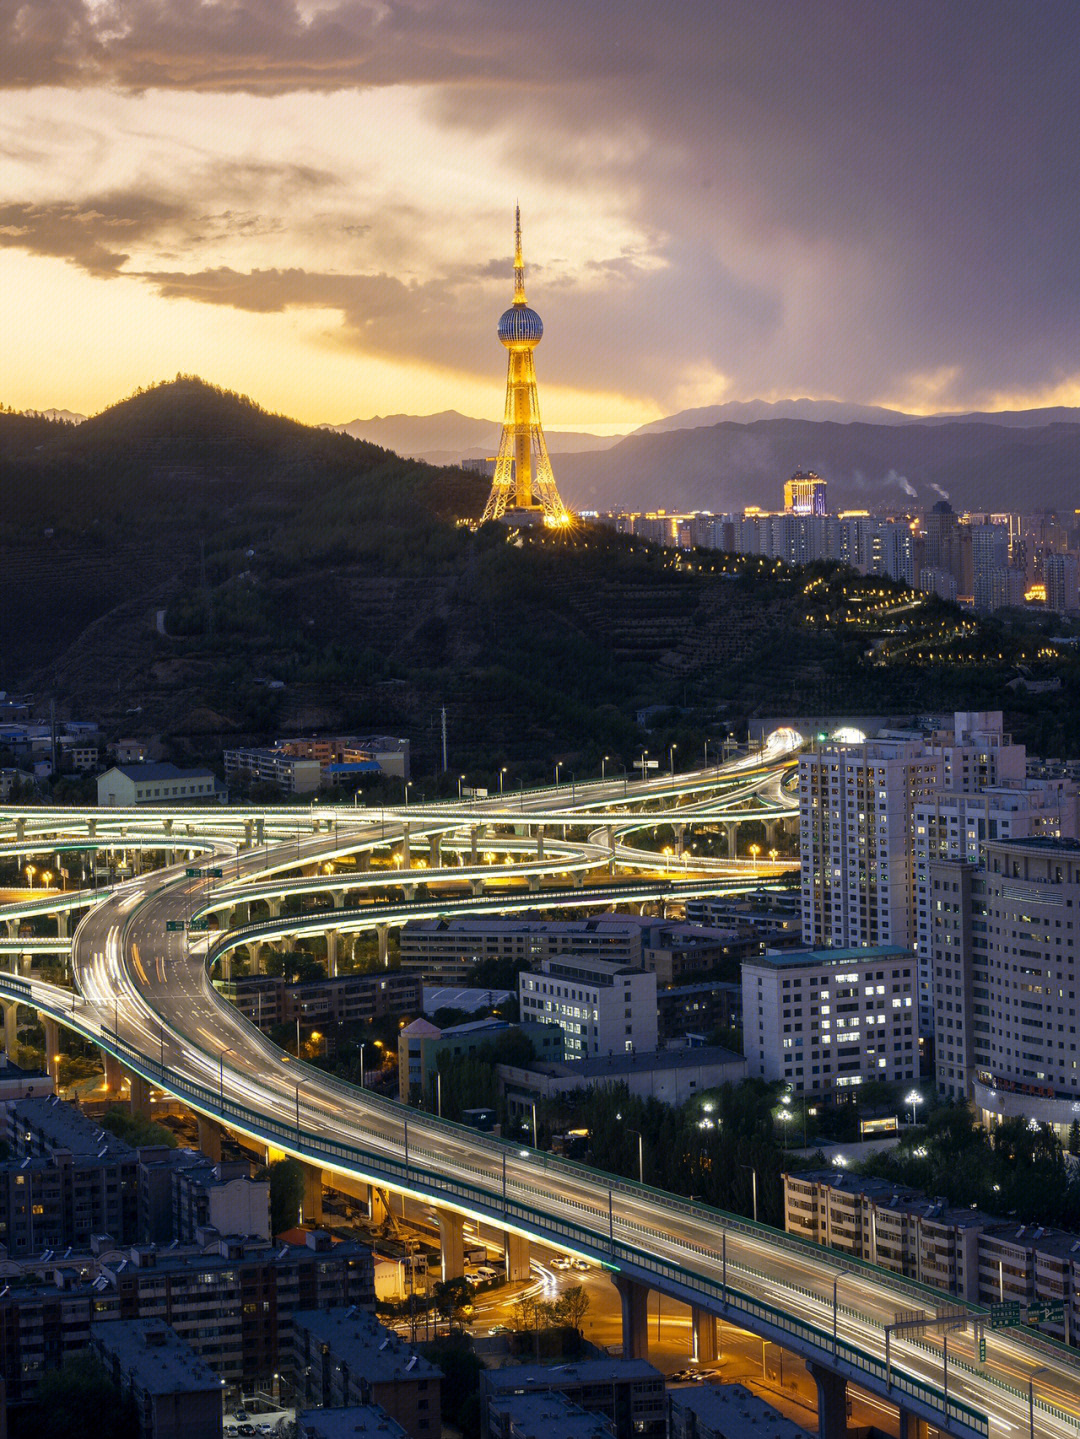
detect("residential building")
(291, 1307), (441, 1439)
(480, 1358), (666, 1439)
(399, 914), (736, 985)
(277, 735), (411, 781)
(800, 739), (944, 952)
(0, 1095), (138, 1252)
(1045, 552), (1079, 614)
(222, 747), (321, 795)
(656, 980), (742, 1041)
(741, 947), (917, 1097)
(913, 781), (1077, 1036)
(518, 954), (658, 1059)
(97, 763), (218, 806)
(137, 1149), (269, 1244)
(930, 837), (1080, 1127)
(0, 1230), (375, 1407)
(498, 1045), (747, 1120)
(783, 1170), (1080, 1344)
(398, 1017), (563, 1104)
(971, 522), (1011, 610)
(297, 1407), (410, 1439)
(218, 972), (421, 1033)
(90, 1319), (223, 1439)
(919, 566), (958, 602)
(669, 1383), (814, 1439)
(486, 1391), (613, 1439)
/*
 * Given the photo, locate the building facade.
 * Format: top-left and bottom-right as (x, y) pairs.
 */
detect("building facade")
(742, 947), (917, 1097)
(518, 955), (658, 1059)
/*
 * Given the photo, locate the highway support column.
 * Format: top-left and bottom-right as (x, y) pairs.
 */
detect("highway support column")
(898, 1410), (929, 1439)
(2, 1002), (19, 1065)
(401, 824), (411, 870)
(614, 1275), (650, 1360)
(102, 1050), (123, 1095)
(504, 1231), (530, 1283)
(376, 925), (389, 967)
(301, 1164), (324, 1224)
(429, 833), (441, 869)
(127, 1069), (151, 1120)
(691, 1306), (718, 1364)
(536, 826), (545, 860)
(326, 929), (338, 978)
(41, 1016), (61, 1084)
(436, 1208), (465, 1283)
(809, 1362), (848, 1439)
(197, 1116), (224, 1163)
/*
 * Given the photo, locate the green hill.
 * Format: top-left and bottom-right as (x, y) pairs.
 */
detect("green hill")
(3, 377), (1080, 776)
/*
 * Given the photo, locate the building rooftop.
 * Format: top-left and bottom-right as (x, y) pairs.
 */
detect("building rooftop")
(482, 1358), (663, 1392)
(297, 1406), (409, 1439)
(91, 1318), (223, 1394)
(486, 1391), (613, 1438)
(292, 1306), (441, 1384)
(423, 986), (513, 1014)
(668, 1382), (813, 1439)
(993, 836), (1080, 852)
(744, 945), (913, 971)
(105, 762), (214, 781)
(9, 1095), (134, 1159)
(510, 1046), (745, 1081)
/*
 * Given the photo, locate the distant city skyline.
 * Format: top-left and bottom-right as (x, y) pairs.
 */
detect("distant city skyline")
(3, 4), (1080, 431)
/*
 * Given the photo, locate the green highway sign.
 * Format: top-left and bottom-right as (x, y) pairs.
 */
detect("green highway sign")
(207, 868), (223, 879)
(989, 1301), (1021, 1329)
(185, 868), (201, 877)
(1026, 1301), (1065, 1326)
(188, 918), (209, 932)
(977, 1336), (987, 1363)
(165, 920), (185, 932)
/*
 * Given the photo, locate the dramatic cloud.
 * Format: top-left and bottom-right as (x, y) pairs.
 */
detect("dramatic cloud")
(3, 1), (1080, 420)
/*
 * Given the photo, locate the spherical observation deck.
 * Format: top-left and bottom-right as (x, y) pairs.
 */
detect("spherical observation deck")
(498, 304), (544, 347)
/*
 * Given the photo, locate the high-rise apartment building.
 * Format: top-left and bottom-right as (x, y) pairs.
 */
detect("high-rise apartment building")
(1045, 551), (1079, 614)
(971, 522), (1011, 610)
(799, 740), (943, 952)
(929, 837), (1080, 1131)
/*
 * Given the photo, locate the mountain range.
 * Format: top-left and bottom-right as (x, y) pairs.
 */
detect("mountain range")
(23, 393), (1080, 513)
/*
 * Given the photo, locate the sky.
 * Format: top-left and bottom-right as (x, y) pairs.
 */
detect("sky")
(2, 1), (1080, 429)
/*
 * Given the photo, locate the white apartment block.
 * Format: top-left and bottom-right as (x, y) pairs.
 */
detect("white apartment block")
(222, 747), (322, 794)
(930, 837), (1080, 1129)
(913, 781), (1076, 1034)
(518, 954), (657, 1059)
(741, 946), (917, 1097)
(785, 1171), (1080, 1345)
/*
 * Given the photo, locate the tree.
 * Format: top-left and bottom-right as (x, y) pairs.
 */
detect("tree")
(15, 1351), (139, 1439)
(553, 1283), (590, 1335)
(262, 1157), (306, 1236)
(99, 1105), (178, 1149)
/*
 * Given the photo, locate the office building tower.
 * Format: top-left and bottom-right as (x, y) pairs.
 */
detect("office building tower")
(783, 470), (828, 516)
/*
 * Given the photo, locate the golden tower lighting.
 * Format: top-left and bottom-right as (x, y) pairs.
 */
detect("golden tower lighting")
(481, 207), (571, 526)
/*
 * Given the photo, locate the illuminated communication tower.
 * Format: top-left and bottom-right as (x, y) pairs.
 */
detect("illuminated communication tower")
(481, 207), (571, 525)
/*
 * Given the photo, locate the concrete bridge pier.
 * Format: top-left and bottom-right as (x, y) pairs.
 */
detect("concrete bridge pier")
(469, 827), (480, 865)
(400, 824), (411, 870)
(691, 1306), (717, 1364)
(326, 930), (338, 978)
(898, 1410), (930, 1439)
(614, 1275), (650, 1360)
(675, 824), (685, 857)
(127, 1070), (152, 1120)
(504, 1231), (530, 1283)
(14, 820), (24, 842)
(469, 879), (485, 898)
(527, 875), (540, 893)
(725, 821), (738, 858)
(55, 911), (69, 939)
(809, 1362), (849, 1439)
(1, 1002), (19, 1064)
(197, 1116), (224, 1163)
(358, 850), (370, 872)
(102, 1051), (123, 1094)
(436, 1208), (465, 1282)
(4, 920), (15, 939)
(41, 1016), (62, 1084)
(376, 925), (389, 967)
(429, 834), (441, 869)
(301, 1164), (324, 1224)
(17, 950), (33, 977)
(267, 898), (282, 919)
(764, 819), (779, 849)
(256, 819), (265, 845)
(368, 1186), (391, 1226)
(536, 826), (545, 860)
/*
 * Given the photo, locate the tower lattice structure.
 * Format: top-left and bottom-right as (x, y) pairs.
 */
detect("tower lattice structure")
(481, 208), (570, 525)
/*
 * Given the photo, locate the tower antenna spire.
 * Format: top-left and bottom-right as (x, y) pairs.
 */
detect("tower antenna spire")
(481, 209), (570, 527)
(513, 202), (526, 302)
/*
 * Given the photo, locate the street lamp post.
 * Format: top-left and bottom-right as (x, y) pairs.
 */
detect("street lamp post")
(219, 1047), (235, 1107)
(499, 768), (507, 796)
(1029, 1367), (1052, 1439)
(626, 1127), (644, 1183)
(602, 755), (609, 781)
(404, 781), (412, 806)
(906, 1089), (923, 1128)
(832, 1274), (845, 1356)
(749, 843), (760, 873)
(639, 751), (649, 782)
(458, 774), (466, 800)
(554, 762), (562, 788)
(669, 743), (677, 777)
(359, 1042), (366, 1089)
(740, 1164), (758, 1223)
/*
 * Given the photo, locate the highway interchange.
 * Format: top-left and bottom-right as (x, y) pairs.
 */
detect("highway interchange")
(1, 736), (1078, 1437)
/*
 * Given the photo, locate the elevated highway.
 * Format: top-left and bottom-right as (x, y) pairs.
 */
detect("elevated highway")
(0, 748), (1074, 1437)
